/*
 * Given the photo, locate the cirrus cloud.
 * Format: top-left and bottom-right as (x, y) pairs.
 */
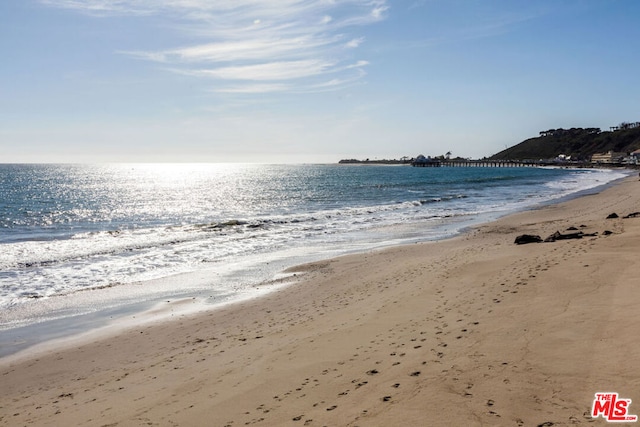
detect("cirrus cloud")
(183, 59), (334, 81)
(42, 0), (388, 93)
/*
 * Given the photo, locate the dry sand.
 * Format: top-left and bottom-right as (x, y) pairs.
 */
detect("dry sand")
(2, 175), (640, 426)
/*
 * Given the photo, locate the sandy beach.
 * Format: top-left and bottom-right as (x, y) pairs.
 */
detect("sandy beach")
(2, 175), (639, 427)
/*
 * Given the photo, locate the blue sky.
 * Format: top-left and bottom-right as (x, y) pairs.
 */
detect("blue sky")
(1, 0), (639, 163)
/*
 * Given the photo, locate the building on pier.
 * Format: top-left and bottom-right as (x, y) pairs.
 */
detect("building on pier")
(411, 155), (441, 167)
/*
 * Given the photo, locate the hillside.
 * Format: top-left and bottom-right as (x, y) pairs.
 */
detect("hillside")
(489, 126), (640, 161)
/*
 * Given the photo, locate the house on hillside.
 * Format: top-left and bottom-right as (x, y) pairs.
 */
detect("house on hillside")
(630, 149), (640, 165)
(591, 151), (626, 164)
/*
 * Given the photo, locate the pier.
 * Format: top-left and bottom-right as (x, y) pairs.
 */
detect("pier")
(341, 158), (606, 168)
(439, 160), (537, 167)
(411, 159), (538, 167)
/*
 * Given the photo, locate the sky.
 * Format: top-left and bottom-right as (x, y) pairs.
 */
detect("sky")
(1, 0), (639, 163)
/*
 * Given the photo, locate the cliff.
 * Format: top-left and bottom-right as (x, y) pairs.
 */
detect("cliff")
(489, 126), (640, 161)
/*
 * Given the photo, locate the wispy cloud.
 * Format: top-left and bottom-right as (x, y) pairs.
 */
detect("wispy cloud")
(213, 83), (291, 94)
(181, 59), (334, 81)
(42, 0), (388, 93)
(345, 37), (365, 48)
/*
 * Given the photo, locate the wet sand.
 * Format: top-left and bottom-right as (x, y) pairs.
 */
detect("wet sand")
(1, 176), (640, 426)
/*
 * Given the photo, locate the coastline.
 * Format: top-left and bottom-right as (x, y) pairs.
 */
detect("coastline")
(2, 175), (640, 426)
(3, 167), (627, 360)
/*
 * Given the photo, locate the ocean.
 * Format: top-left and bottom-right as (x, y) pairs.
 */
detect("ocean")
(0, 163), (629, 355)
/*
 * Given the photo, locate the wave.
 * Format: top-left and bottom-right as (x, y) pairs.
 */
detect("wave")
(0, 165), (631, 311)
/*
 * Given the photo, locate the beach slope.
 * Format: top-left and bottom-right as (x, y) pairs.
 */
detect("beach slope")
(2, 176), (640, 426)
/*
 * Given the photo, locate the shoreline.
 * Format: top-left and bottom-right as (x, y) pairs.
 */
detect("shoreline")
(0, 166), (629, 356)
(0, 169), (626, 360)
(2, 175), (640, 426)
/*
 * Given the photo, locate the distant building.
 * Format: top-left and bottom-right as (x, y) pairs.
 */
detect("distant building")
(411, 154), (441, 167)
(591, 151), (626, 164)
(554, 154), (571, 162)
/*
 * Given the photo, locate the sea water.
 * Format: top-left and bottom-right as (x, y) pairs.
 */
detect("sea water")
(0, 163), (629, 354)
